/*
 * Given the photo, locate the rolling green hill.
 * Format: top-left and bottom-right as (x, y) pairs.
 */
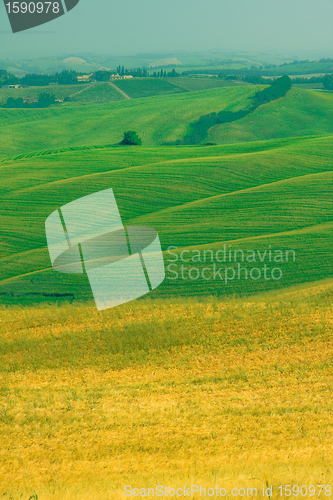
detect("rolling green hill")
(0, 84), (332, 305)
(0, 133), (332, 304)
(1, 86), (333, 159)
(207, 87), (333, 144)
(0, 86), (259, 158)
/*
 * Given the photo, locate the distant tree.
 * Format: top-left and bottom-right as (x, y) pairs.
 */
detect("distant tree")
(323, 74), (333, 90)
(3, 97), (24, 108)
(251, 75), (292, 109)
(1, 97), (37, 108)
(57, 70), (78, 85)
(120, 131), (142, 145)
(38, 92), (56, 107)
(4, 97), (16, 108)
(0, 69), (19, 86)
(22, 73), (53, 86)
(242, 75), (268, 84)
(94, 70), (111, 81)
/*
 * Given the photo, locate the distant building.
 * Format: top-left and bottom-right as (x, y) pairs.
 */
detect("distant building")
(77, 74), (93, 82)
(110, 74), (133, 80)
(2, 84), (22, 89)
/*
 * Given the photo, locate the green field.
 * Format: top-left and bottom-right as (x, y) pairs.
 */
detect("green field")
(0, 85), (332, 305)
(259, 60), (333, 76)
(111, 77), (188, 98)
(0, 132), (332, 304)
(292, 84), (324, 89)
(69, 82), (125, 104)
(166, 77), (249, 91)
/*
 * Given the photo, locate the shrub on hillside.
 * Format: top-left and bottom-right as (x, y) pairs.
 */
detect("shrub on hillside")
(38, 92), (56, 107)
(120, 131), (142, 145)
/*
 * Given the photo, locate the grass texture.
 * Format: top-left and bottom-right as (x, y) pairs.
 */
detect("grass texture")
(0, 282), (332, 498)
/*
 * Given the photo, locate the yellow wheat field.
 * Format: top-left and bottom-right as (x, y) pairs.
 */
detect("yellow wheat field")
(0, 281), (332, 499)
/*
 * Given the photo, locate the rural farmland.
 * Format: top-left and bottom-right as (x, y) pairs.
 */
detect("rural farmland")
(0, 76), (332, 499)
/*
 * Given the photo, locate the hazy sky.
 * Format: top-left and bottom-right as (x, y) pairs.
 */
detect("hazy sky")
(1, 0), (333, 59)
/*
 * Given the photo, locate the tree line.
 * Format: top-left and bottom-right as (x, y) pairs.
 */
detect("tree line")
(180, 76), (292, 145)
(0, 66), (182, 88)
(1, 92), (56, 108)
(0, 69), (79, 87)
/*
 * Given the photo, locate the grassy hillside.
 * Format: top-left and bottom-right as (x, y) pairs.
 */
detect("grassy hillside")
(0, 86), (258, 157)
(0, 134), (332, 304)
(68, 82), (125, 104)
(2, 87), (333, 158)
(207, 87), (333, 144)
(0, 282), (332, 498)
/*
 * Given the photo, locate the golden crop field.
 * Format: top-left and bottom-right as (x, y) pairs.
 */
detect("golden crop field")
(0, 280), (332, 499)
